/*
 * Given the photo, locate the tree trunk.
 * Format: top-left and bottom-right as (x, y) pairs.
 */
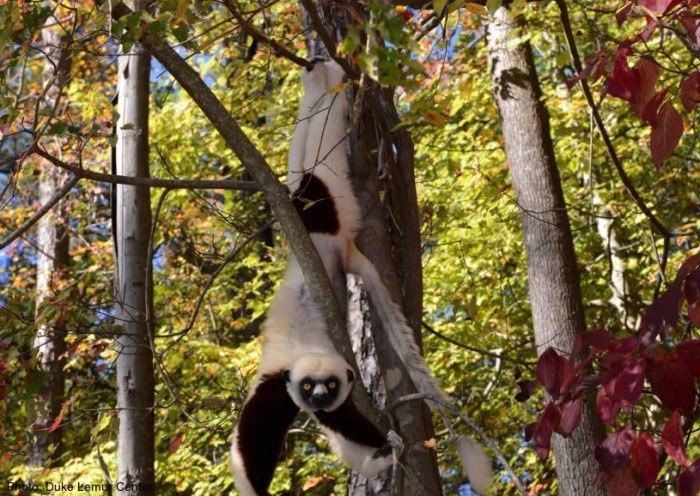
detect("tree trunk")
(115, 8), (154, 494)
(487, 7), (605, 495)
(301, 2), (442, 494)
(349, 92), (442, 496)
(31, 18), (72, 468)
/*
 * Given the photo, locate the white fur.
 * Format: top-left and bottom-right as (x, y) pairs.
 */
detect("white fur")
(456, 437), (493, 495)
(229, 446), (257, 496)
(326, 431), (393, 477)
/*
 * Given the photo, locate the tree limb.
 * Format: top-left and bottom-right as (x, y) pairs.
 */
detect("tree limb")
(34, 147), (258, 191)
(103, 0), (357, 400)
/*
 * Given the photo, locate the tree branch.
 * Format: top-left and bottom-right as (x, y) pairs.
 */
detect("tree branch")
(0, 175), (80, 250)
(34, 147), (258, 191)
(223, 0), (312, 68)
(104, 0), (355, 390)
(555, 0), (675, 240)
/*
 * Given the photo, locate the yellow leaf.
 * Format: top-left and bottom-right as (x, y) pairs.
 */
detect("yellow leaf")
(328, 81), (349, 94)
(423, 438), (437, 450)
(423, 110), (447, 127)
(465, 2), (488, 15)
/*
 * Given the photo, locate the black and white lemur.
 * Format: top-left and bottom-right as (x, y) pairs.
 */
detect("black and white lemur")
(230, 59), (492, 496)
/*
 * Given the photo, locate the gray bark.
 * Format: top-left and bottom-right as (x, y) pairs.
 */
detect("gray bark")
(31, 19), (71, 468)
(349, 99), (442, 496)
(347, 275), (390, 496)
(487, 7), (605, 496)
(115, 22), (155, 496)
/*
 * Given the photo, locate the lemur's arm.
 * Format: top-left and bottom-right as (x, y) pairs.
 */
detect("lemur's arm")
(231, 372), (300, 496)
(314, 399), (394, 477)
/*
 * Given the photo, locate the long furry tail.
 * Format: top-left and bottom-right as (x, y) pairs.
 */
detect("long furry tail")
(456, 437), (493, 495)
(347, 245), (450, 407)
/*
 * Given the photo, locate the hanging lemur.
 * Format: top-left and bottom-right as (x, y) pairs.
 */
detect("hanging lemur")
(230, 60), (492, 496)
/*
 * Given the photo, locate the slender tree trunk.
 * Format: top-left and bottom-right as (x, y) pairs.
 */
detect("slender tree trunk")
(115, 9), (154, 494)
(487, 7), (605, 495)
(31, 18), (72, 468)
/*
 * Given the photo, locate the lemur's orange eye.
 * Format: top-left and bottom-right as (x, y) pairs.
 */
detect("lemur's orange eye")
(303, 382), (312, 391)
(328, 381), (337, 389)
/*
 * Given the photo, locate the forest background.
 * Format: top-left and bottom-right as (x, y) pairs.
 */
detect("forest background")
(0, 0), (698, 495)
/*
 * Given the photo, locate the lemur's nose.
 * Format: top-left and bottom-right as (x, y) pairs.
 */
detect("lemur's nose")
(312, 392), (329, 403)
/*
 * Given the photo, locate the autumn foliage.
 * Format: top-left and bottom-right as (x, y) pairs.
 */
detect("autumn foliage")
(518, 254), (700, 495)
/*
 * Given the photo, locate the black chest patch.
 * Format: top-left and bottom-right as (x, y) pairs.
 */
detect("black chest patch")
(292, 174), (339, 235)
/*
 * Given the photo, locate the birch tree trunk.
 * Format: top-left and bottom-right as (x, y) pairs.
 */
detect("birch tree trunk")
(31, 17), (72, 468)
(115, 7), (154, 493)
(487, 7), (605, 495)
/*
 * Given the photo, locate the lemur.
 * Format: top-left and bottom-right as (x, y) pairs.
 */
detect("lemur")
(230, 60), (492, 496)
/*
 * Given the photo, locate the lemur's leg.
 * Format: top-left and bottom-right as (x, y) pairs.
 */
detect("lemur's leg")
(231, 372), (300, 496)
(289, 60), (329, 188)
(314, 399), (395, 477)
(305, 61), (348, 172)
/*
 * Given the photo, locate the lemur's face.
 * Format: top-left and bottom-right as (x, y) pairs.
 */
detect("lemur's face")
(284, 353), (355, 412)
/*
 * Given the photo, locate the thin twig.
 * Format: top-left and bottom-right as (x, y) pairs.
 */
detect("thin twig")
(423, 321), (535, 366)
(223, 0), (312, 68)
(0, 175), (80, 250)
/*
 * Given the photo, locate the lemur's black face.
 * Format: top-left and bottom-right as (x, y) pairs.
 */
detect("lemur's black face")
(298, 375), (341, 410)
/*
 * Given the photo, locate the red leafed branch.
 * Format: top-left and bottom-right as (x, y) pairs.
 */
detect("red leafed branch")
(517, 254), (700, 495)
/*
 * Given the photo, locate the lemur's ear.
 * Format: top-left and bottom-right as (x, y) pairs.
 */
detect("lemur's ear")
(282, 370), (291, 383)
(347, 369), (355, 383)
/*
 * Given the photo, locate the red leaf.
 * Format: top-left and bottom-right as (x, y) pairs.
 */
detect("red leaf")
(639, 280), (683, 346)
(649, 356), (697, 416)
(641, 88), (668, 126)
(650, 101), (684, 168)
(679, 14), (700, 51)
(677, 340), (700, 378)
(630, 433), (660, 488)
(596, 468), (640, 496)
(679, 71), (700, 112)
(536, 347), (562, 398)
(607, 46), (641, 102)
(639, 17), (659, 42)
(532, 402), (560, 461)
(638, 0), (681, 14)
(576, 328), (613, 353)
(515, 380), (539, 402)
(662, 410), (688, 466)
(597, 381), (620, 425)
(684, 268), (700, 327)
(596, 427), (635, 471)
(614, 360), (645, 410)
(679, 459), (700, 496)
(556, 396), (584, 437)
(169, 432), (184, 454)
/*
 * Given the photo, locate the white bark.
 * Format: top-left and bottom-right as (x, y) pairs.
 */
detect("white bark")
(115, 23), (154, 495)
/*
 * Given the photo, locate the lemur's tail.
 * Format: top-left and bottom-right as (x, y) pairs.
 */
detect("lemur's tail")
(347, 245), (450, 407)
(347, 244), (493, 495)
(457, 436), (493, 495)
